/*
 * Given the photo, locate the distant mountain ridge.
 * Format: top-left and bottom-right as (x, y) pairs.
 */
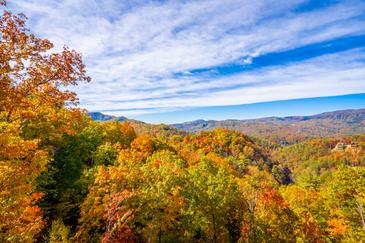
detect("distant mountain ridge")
(307, 109), (365, 123)
(88, 112), (127, 121)
(88, 109), (365, 142)
(172, 109), (365, 142)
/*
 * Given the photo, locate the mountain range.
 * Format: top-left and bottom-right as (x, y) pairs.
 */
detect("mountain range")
(89, 109), (365, 142)
(88, 112), (127, 122)
(172, 109), (365, 142)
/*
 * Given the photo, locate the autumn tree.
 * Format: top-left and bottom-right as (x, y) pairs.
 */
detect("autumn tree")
(281, 185), (325, 241)
(0, 1), (90, 241)
(0, 122), (48, 241)
(0, 5), (90, 125)
(49, 219), (71, 243)
(101, 190), (135, 243)
(182, 157), (244, 242)
(326, 166), (365, 240)
(254, 187), (298, 241)
(135, 150), (187, 242)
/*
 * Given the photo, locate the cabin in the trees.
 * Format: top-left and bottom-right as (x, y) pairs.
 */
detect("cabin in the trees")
(333, 142), (358, 152)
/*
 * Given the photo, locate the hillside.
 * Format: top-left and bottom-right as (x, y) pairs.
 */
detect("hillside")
(172, 109), (365, 142)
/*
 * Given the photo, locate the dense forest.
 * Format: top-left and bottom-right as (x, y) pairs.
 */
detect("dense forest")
(1, 1), (365, 242)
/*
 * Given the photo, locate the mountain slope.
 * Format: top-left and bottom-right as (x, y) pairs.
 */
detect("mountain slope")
(88, 112), (127, 121)
(172, 109), (365, 142)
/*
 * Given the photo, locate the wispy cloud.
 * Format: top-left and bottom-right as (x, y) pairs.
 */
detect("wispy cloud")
(9, 0), (365, 116)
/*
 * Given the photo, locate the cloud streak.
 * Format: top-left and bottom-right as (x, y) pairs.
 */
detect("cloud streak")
(9, 0), (365, 116)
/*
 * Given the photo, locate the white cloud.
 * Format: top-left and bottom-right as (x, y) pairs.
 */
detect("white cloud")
(75, 48), (365, 116)
(8, 0), (365, 116)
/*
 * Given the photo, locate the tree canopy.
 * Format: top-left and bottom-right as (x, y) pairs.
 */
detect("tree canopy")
(1, 1), (365, 242)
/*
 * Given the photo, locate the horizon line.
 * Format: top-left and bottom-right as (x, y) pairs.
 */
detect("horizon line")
(89, 92), (365, 124)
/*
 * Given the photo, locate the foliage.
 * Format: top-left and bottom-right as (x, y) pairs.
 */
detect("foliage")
(2, 1), (365, 242)
(49, 219), (71, 243)
(0, 1), (89, 241)
(0, 122), (48, 241)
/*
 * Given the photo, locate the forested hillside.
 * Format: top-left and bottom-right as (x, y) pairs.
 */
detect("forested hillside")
(2, 2), (365, 242)
(172, 109), (365, 143)
(90, 109), (365, 143)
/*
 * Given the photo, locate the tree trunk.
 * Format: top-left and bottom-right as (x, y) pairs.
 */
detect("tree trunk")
(355, 199), (365, 232)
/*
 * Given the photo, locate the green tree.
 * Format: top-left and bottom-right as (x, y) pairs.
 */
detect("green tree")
(182, 157), (244, 242)
(49, 219), (71, 243)
(136, 150), (188, 242)
(327, 166), (365, 240)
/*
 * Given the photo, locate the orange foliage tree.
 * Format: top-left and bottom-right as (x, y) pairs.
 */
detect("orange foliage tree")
(0, 0), (90, 241)
(0, 122), (48, 241)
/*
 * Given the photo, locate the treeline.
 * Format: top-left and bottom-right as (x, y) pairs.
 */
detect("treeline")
(1, 2), (365, 242)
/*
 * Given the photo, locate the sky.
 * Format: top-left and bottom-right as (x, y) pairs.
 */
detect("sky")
(132, 93), (365, 123)
(7, 0), (365, 123)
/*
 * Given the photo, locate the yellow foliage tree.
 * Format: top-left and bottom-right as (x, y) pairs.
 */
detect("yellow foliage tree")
(0, 1), (90, 241)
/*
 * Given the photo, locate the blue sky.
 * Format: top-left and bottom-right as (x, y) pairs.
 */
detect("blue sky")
(8, 0), (365, 123)
(132, 93), (365, 123)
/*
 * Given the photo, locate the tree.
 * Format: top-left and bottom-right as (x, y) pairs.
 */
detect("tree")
(101, 121), (136, 147)
(36, 122), (104, 227)
(280, 185), (324, 241)
(254, 187), (298, 241)
(0, 6), (90, 124)
(94, 142), (119, 166)
(182, 157), (243, 242)
(75, 164), (133, 242)
(118, 135), (155, 166)
(136, 150), (187, 242)
(0, 122), (48, 241)
(49, 219), (71, 243)
(101, 190), (135, 243)
(327, 166), (365, 240)
(0, 1), (90, 241)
